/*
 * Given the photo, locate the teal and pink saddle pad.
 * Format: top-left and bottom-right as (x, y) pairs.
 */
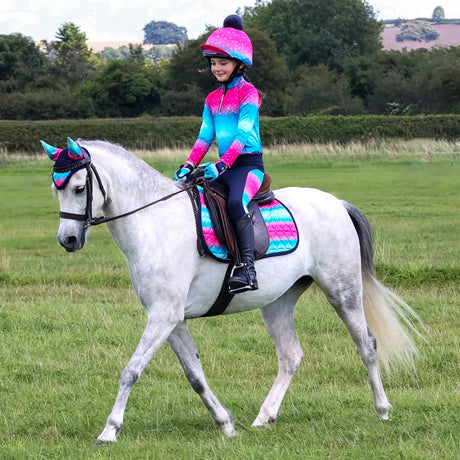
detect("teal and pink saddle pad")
(193, 185), (299, 262)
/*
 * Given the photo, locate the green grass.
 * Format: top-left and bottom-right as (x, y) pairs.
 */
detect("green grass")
(0, 140), (459, 459)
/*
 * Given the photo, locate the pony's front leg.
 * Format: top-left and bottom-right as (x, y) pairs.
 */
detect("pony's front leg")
(167, 321), (237, 437)
(97, 313), (179, 444)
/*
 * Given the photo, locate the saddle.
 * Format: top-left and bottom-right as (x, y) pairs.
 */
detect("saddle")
(186, 172), (299, 317)
(199, 173), (275, 261)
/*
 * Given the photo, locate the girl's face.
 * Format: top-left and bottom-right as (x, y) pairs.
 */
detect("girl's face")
(210, 57), (240, 83)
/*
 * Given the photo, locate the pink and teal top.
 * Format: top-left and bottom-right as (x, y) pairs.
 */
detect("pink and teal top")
(187, 76), (263, 168)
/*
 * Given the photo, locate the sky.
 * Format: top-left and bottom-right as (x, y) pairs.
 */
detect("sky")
(1, 0), (460, 43)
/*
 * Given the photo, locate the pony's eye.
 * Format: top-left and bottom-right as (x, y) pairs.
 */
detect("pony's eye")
(75, 185), (85, 195)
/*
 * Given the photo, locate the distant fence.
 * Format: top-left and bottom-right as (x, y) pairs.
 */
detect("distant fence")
(1, 115), (459, 154)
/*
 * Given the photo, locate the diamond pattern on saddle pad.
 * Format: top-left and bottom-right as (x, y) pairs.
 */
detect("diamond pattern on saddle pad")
(261, 201), (299, 255)
(197, 186), (299, 262)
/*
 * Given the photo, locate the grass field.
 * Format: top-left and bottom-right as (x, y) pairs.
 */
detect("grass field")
(0, 140), (459, 459)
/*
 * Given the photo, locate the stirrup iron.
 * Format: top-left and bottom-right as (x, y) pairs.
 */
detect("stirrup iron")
(228, 262), (257, 293)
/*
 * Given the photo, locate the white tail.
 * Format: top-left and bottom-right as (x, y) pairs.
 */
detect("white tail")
(362, 271), (424, 374)
(343, 200), (425, 374)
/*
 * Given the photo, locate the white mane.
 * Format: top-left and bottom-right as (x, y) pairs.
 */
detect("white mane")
(77, 139), (171, 194)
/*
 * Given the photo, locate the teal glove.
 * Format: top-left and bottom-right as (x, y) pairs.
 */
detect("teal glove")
(202, 161), (227, 181)
(174, 163), (194, 182)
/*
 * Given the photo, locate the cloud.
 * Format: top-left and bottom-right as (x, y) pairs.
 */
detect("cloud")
(2, 0), (459, 44)
(0, 0), (255, 42)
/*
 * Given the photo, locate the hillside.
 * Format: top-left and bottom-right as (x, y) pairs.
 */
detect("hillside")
(87, 24), (460, 54)
(381, 24), (460, 51)
(87, 41), (153, 52)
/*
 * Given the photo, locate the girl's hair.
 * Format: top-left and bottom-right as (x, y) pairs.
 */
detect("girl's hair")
(242, 71), (265, 101)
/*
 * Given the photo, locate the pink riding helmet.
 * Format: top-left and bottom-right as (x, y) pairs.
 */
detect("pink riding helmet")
(201, 16), (253, 67)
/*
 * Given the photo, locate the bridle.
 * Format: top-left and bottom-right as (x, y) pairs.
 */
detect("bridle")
(59, 162), (106, 226)
(59, 162), (204, 228)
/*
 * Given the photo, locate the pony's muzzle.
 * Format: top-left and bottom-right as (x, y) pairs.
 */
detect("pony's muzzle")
(58, 226), (87, 252)
(58, 234), (81, 252)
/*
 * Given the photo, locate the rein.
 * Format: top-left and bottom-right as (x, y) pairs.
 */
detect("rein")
(60, 163), (205, 228)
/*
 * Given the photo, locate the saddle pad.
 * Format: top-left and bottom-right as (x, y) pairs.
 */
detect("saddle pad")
(196, 186), (299, 262)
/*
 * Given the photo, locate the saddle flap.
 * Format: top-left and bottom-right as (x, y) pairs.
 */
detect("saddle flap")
(203, 185), (237, 257)
(203, 186), (269, 260)
(249, 201), (270, 259)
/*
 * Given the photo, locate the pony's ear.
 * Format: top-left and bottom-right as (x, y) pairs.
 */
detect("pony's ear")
(40, 140), (60, 161)
(67, 137), (82, 159)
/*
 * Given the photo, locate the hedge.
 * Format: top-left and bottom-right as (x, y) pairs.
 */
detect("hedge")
(1, 115), (459, 154)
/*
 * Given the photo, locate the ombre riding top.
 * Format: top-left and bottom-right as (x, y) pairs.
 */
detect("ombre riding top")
(187, 76), (263, 169)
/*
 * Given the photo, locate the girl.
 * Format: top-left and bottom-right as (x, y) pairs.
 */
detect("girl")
(175, 15), (264, 294)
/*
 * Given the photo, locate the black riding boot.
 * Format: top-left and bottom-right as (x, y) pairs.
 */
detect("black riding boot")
(228, 213), (258, 293)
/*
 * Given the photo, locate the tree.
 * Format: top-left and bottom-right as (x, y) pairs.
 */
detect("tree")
(75, 56), (163, 117)
(97, 46), (132, 62)
(344, 48), (460, 114)
(166, 36), (211, 86)
(244, 28), (290, 116)
(46, 22), (97, 86)
(243, 0), (383, 71)
(396, 21), (440, 42)
(0, 33), (47, 93)
(344, 55), (381, 104)
(432, 6), (445, 23)
(143, 21), (187, 45)
(126, 43), (145, 64)
(437, 56), (460, 112)
(162, 34), (218, 115)
(144, 45), (176, 63)
(285, 64), (364, 115)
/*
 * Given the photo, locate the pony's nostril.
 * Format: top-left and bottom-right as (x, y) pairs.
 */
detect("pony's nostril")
(67, 236), (77, 245)
(61, 235), (78, 252)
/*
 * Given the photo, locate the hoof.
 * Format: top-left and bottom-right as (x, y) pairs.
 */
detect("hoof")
(219, 407), (238, 437)
(251, 416), (277, 430)
(223, 426), (238, 437)
(96, 421), (122, 445)
(94, 438), (117, 447)
(375, 402), (392, 420)
(96, 429), (119, 445)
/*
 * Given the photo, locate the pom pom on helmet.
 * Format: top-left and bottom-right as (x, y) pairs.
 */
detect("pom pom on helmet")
(223, 14), (244, 30)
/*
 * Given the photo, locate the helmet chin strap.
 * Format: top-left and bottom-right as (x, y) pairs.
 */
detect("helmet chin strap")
(224, 63), (245, 84)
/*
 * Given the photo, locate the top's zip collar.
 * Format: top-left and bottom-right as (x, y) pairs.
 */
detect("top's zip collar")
(218, 85), (228, 112)
(217, 76), (243, 112)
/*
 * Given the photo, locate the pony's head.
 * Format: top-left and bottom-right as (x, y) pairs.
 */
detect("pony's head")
(42, 137), (99, 252)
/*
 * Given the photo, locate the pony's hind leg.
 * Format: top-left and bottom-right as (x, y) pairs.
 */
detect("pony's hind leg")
(318, 275), (392, 420)
(167, 321), (237, 437)
(252, 280), (310, 429)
